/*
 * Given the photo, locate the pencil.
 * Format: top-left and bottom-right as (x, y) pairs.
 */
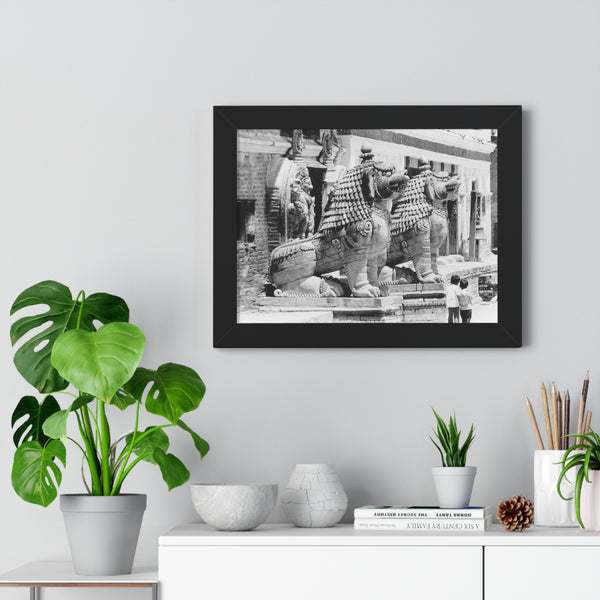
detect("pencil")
(551, 382), (559, 451)
(541, 382), (554, 450)
(525, 396), (545, 450)
(557, 391), (562, 450)
(584, 411), (592, 437)
(576, 394), (585, 445)
(565, 390), (571, 449)
(582, 371), (590, 405)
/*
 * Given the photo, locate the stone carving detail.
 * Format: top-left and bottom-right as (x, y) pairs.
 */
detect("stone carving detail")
(287, 166), (315, 240)
(388, 158), (461, 282)
(291, 129), (304, 161)
(320, 129), (342, 167)
(268, 145), (408, 298)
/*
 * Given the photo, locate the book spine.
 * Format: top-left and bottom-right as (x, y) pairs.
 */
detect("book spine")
(354, 518), (490, 531)
(354, 509), (487, 519)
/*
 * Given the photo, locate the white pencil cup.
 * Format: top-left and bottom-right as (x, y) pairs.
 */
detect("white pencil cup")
(534, 450), (577, 527)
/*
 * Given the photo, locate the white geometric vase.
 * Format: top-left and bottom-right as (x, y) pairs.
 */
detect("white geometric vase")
(281, 464), (348, 528)
(534, 450), (577, 527)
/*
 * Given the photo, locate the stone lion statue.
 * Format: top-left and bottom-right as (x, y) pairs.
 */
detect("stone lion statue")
(268, 146), (407, 298)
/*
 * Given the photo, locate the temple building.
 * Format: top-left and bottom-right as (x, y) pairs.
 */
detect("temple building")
(237, 129), (497, 310)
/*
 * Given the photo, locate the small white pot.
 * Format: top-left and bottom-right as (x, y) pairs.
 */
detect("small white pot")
(432, 466), (477, 508)
(579, 470), (600, 531)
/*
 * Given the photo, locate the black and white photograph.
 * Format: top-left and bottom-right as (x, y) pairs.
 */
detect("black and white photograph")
(239, 128), (498, 322)
(214, 106), (521, 347)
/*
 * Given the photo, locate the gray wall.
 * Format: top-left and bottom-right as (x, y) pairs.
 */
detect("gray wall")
(1, 0), (598, 597)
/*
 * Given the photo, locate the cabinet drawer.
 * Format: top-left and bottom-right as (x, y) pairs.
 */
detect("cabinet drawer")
(160, 545), (482, 600)
(485, 546), (600, 599)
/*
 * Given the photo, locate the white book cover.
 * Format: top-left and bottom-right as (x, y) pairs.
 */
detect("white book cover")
(354, 516), (492, 531)
(354, 505), (490, 519)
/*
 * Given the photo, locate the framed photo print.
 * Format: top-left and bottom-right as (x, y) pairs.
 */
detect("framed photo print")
(214, 105), (521, 347)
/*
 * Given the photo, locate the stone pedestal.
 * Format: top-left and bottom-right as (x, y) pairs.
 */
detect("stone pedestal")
(380, 282), (447, 323)
(255, 296), (400, 323)
(246, 288), (453, 323)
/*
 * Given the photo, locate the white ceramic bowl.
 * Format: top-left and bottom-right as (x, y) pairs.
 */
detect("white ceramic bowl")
(190, 484), (278, 531)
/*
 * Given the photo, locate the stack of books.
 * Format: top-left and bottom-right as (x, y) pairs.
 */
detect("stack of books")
(354, 505), (491, 531)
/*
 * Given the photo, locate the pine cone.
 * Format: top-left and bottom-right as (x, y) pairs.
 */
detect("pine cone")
(497, 494), (534, 531)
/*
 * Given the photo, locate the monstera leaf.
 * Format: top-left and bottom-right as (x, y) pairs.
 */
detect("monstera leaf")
(11, 395), (61, 448)
(124, 363), (206, 424)
(51, 322), (145, 403)
(112, 387), (138, 411)
(42, 409), (71, 441)
(12, 439), (66, 506)
(125, 427), (170, 465)
(153, 448), (190, 490)
(42, 395), (95, 442)
(10, 281), (129, 393)
(177, 419), (210, 458)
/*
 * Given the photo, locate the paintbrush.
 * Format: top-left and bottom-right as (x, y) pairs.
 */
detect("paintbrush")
(525, 396), (545, 450)
(541, 382), (554, 449)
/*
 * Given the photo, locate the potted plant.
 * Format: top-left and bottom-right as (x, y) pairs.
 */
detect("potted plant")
(9, 280), (209, 575)
(557, 428), (600, 530)
(430, 408), (476, 508)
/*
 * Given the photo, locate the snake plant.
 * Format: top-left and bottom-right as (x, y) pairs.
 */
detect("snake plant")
(430, 408), (475, 467)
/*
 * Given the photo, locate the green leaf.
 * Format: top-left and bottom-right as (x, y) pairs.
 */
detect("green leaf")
(42, 409), (70, 441)
(10, 281), (128, 393)
(153, 448), (190, 490)
(584, 448), (592, 482)
(11, 395), (61, 448)
(51, 322), (145, 403)
(574, 467), (586, 528)
(112, 387), (138, 411)
(430, 408), (474, 467)
(40, 395), (94, 442)
(429, 436), (447, 467)
(125, 363), (206, 424)
(126, 427), (170, 465)
(177, 419), (210, 458)
(71, 394), (94, 412)
(11, 440), (66, 506)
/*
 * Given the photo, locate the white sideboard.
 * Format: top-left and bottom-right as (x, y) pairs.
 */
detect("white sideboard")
(159, 523), (600, 600)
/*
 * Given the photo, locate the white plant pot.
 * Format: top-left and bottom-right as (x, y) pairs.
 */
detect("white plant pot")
(60, 494), (146, 575)
(534, 450), (577, 527)
(579, 469), (600, 531)
(432, 466), (476, 509)
(281, 464), (348, 528)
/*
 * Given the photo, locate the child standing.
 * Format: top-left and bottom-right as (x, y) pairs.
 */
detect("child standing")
(446, 275), (460, 323)
(457, 278), (472, 323)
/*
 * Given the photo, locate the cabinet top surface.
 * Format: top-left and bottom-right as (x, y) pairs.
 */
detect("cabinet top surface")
(0, 561), (157, 586)
(159, 523), (600, 547)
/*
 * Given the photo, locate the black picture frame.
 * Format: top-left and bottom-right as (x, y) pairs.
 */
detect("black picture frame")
(214, 105), (521, 348)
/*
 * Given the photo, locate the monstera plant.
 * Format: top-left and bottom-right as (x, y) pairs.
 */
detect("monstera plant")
(10, 280), (209, 506)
